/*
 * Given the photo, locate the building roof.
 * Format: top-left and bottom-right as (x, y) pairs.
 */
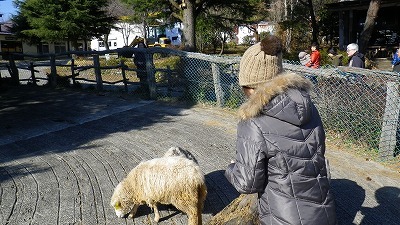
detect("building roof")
(0, 20), (12, 34)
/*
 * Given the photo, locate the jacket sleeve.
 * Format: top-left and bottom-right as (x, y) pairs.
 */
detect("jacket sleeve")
(392, 51), (400, 65)
(305, 52), (316, 67)
(225, 120), (267, 194)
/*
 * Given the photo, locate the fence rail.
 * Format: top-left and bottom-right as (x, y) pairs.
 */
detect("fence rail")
(0, 48), (399, 160)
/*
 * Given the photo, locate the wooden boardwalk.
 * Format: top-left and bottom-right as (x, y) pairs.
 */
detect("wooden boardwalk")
(0, 86), (399, 225)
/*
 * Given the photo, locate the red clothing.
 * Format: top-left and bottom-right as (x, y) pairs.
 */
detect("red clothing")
(305, 50), (321, 68)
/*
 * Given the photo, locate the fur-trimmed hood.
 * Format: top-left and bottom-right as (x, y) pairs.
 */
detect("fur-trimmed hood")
(238, 72), (313, 123)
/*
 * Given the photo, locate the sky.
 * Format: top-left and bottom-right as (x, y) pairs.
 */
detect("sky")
(0, 0), (18, 21)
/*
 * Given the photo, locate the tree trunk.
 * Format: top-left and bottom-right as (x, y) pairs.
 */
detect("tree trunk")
(182, 0), (196, 52)
(206, 194), (259, 225)
(358, 0), (381, 54)
(299, 0), (319, 45)
(104, 33), (110, 50)
(307, 0), (319, 44)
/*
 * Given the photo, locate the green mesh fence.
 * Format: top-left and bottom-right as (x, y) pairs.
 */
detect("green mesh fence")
(1, 48), (399, 160)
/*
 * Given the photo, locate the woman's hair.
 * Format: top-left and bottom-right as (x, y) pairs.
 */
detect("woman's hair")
(311, 42), (319, 49)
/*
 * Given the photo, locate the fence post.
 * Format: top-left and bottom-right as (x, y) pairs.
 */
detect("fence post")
(50, 55), (57, 87)
(211, 63), (225, 107)
(146, 51), (156, 99)
(29, 62), (37, 86)
(8, 54), (19, 85)
(70, 58), (76, 85)
(120, 61), (128, 92)
(378, 81), (400, 159)
(93, 54), (103, 91)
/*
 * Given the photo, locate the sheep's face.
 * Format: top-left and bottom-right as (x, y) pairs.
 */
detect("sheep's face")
(111, 182), (137, 218)
(112, 200), (138, 218)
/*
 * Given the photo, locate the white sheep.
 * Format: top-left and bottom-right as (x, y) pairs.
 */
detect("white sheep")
(110, 151), (207, 225)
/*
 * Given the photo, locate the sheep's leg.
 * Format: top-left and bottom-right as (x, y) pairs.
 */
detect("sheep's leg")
(150, 203), (160, 222)
(128, 205), (139, 219)
(175, 201), (200, 225)
(186, 206), (200, 225)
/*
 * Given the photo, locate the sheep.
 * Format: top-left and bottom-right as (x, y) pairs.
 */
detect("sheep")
(110, 152), (207, 225)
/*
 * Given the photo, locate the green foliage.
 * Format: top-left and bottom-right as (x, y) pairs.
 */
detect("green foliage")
(318, 48), (349, 67)
(120, 0), (170, 25)
(224, 87), (244, 109)
(278, 2), (312, 52)
(196, 16), (226, 53)
(12, 0), (117, 45)
(242, 36), (255, 46)
(153, 56), (181, 83)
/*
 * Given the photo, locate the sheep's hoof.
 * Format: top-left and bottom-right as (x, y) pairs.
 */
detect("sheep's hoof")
(128, 213), (134, 219)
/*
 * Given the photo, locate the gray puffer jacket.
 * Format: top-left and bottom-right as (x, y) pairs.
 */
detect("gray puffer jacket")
(225, 72), (337, 225)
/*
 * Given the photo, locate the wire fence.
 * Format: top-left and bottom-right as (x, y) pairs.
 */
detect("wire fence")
(0, 48), (399, 160)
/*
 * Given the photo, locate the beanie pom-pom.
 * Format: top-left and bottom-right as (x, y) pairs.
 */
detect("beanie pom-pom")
(260, 35), (283, 56)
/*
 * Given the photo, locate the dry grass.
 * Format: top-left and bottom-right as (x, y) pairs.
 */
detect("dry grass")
(325, 130), (400, 173)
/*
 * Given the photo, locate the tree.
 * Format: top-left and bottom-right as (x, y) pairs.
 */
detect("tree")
(238, 0), (269, 43)
(195, 0), (257, 54)
(12, 0), (117, 50)
(298, 0), (319, 44)
(358, 0), (381, 54)
(121, 0), (255, 52)
(121, 0), (172, 46)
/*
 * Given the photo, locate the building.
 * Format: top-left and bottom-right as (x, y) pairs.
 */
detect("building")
(90, 22), (183, 51)
(235, 22), (276, 45)
(326, 0), (400, 54)
(0, 20), (88, 60)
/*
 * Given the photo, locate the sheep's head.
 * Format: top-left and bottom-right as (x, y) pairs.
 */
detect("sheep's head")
(110, 182), (138, 218)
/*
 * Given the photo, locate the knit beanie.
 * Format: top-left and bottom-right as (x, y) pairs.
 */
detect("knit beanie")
(238, 35), (283, 87)
(298, 51), (310, 66)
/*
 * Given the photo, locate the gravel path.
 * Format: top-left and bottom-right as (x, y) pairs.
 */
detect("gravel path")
(0, 86), (399, 225)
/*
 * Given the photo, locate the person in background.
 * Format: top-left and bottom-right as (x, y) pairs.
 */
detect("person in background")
(305, 42), (321, 68)
(225, 35), (337, 225)
(133, 42), (147, 73)
(328, 48), (343, 66)
(298, 51), (310, 66)
(346, 43), (365, 68)
(133, 42), (149, 93)
(391, 46), (400, 72)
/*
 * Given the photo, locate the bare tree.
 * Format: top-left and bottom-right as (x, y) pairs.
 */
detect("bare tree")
(103, 0), (135, 49)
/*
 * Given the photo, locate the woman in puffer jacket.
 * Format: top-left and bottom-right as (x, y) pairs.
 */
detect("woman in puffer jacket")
(225, 35), (337, 225)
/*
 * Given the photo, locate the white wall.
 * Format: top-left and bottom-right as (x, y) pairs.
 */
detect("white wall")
(236, 22), (276, 44)
(91, 22), (143, 51)
(91, 22), (183, 51)
(236, 26), (253, 44)
(165, 23), (182, 46)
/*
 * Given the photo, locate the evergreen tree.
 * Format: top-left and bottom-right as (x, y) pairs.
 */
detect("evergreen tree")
(12, 0), (117, 50)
